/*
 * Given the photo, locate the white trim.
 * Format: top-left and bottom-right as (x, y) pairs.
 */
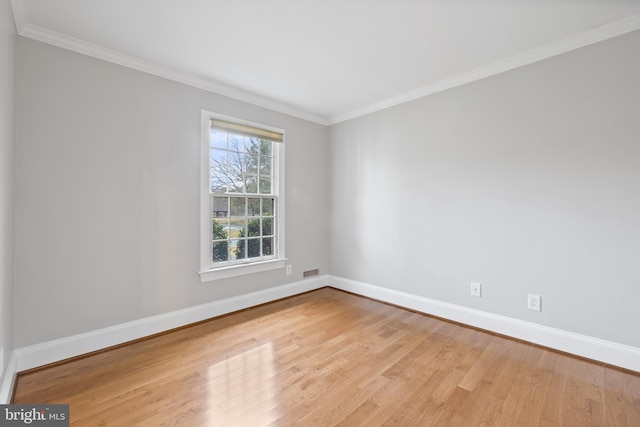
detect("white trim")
(9, 0), (27, 33)
(199, 258), (285, 282)
(11, 9), (640, 127)
(328, 275), (640, 373)
(6, 275), (640, 389)
(0, 351), (18, 404)
(12, 276), (328, 373)
(275, 127), (286, 263)
(200, 110), (212, 273)
(200, 111), (286, 282)
(16, 23), (329, 126)
(328, 15), (640, 124)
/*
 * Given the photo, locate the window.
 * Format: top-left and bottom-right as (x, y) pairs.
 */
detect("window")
(200, 111), (285, 281)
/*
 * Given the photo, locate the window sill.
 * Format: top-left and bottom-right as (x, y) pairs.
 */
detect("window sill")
(199, 258), (286, 282)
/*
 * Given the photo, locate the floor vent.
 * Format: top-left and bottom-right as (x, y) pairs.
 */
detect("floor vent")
(303, 269), (319, 278)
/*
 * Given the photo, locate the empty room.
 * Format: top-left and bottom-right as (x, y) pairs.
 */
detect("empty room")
(1, 0), (640, 425)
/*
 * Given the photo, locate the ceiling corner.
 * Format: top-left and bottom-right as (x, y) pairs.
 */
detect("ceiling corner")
(10, 0), (28, 34)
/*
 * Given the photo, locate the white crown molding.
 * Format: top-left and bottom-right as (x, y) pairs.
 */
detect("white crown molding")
(15, 23), (330, 126)
(328, 275), (640, 373)
(9, 0), (26, 33)
(12, 276), (327, 373)
(329, 14), (640, 125)
(11, 6), (640, 127)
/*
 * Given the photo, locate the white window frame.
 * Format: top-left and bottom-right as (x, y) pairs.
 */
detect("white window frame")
(199, 110), (286, 282)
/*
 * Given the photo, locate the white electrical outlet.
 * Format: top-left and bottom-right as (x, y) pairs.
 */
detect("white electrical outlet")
(470, 282), (482, 297)
(528, 294), (541, 311)
(286, 265), (292, 275)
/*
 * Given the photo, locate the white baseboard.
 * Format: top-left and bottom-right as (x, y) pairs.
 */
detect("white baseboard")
(0, 351), (18, 404)
(13, 276), (328, 374)
(328, 275), (640, 373)
(7, 273), (638, 395)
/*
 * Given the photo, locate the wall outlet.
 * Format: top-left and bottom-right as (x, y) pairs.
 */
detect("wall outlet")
(470, 282), (482, 297)
(528, 294), (541, 311)
(286, 265), (292, 275)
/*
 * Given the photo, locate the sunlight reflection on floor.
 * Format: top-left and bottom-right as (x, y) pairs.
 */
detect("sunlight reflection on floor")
(206, 342), (278, 425)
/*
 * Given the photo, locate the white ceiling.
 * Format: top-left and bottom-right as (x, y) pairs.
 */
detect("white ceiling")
(11, 0), (640, 125)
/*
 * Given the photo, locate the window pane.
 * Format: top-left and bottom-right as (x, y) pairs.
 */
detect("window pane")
(247, 198), (260, 216)
(259, 177), (271, 194)
(245, 176), (258, 194)
(262, 237), (272, 256)
(260, 156), (271, 175)
(246, 154), (259, 174)
(248, 238), (261, 258)
(230, 217), (245, 239)
(262, 217), (273, 236)
(210, 129), (227, 150)
(260, 140), (272, 156)
(210, 149), (228, 192)
(262, 198), (274, 216)
(230, 197), (245, 216)
(246, 137), (260, 154)
(247, 217), (260, 237)
(230, 240), (243, 260)
(212, 197), (228, 217)
(229, 134), (243, 152)
(226, 152), (244, 193)
(212, 218), (229, 240)
(237, 153), (249, 174)
(212, 241), (229, 263)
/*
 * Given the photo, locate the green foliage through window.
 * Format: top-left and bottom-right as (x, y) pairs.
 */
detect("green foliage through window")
(212, 220), (229, 262)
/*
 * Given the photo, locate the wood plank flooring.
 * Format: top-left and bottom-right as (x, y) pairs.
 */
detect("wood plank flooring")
(12, 287), (640, 426)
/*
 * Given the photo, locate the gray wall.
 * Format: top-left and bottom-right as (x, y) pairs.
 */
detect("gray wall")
(10, 25), (640, 352)
(0, 0), (16, 379)
(14, 38), (329, 348)
(329, 30), (640, 348)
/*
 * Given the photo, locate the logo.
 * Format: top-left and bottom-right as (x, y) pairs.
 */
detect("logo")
(0, 405), (69, 426)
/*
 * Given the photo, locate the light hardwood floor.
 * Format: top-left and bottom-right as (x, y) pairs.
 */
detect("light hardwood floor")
(12, 287), (640, 426)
